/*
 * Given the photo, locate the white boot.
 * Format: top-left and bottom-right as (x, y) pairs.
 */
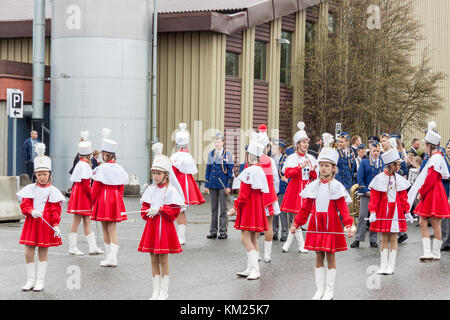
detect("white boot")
(385, 250), (397, 275)
(247, 250), (260, 280)
(312, 267), (326, 300)
(68, 232), (84, 255)
(264, 241), (272, 263)
(420, 238), (433, 261)
(100, 243), (118, 267)
(321, 268), (336, 300)
(378, 249), (389, 275)
(281, 233), (295, 252)
(22, 263), (36, 291)
(86, 232), (104, 255)
(109, 243), (119, 267)
(432, 239), (443, 260)
(100, 243), (110, 267)
(295, 230), (309, 253)
(237, 252), (251, 277)
(149, 275), (161, 300)
(178, 224), (186, 245)
(33, 260), (48, 292)
(158, 276), (170, 300)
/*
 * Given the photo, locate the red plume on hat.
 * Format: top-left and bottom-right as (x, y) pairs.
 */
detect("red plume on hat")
(258, 124), (267, 133)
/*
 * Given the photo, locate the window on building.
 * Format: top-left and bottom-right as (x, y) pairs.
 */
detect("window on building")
(305, 21), (315, 43)
(226, 52), (239, 77)
(328, 12), (336, 33)
(280, 31), (292, 84)
(254, 41), (266, 81)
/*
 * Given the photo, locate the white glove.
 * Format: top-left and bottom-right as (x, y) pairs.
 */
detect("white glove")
(146, 207), (160, 218)
(31, 210), (43, 219)
(53, 226), (62, 238)
(369, 212), (377, 223)
(405, 213), (414, 223)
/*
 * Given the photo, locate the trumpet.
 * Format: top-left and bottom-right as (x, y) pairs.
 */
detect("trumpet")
(349, 183), (361, 227)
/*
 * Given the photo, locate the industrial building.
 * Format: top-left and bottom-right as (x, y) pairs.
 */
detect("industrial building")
(0, 0), (448, 189)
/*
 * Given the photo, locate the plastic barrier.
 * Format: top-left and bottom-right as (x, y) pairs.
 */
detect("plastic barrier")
(0, 176), (24, 222)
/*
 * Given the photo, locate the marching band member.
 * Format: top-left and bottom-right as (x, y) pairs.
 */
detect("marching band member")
(205, 132), (234, 240)
(17, 143), (66, 291)
(351, 143), (384, 248)
(441, 140), (450, 251)
(281, 122), (318, 253)
(408, 122), (450, 261)
(368, 149), (413, 275)
(291, 133), (354, 300)
(228, 133), (269, 280)
(138, 143), (185, 300)
(355, 144), (366, 170)
(256, 124), (280, 263)
(350, 135), (362, 158)
(336, 132), (357, 194)
(271, 138), (290, 242)
(67, 131), (103, 256)
(91, 128), (129, 267)
(170, 123), (206, 245)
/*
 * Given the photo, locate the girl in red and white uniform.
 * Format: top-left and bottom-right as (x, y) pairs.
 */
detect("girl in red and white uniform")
(291, 134), (354, 300)
(91, 128), (129, 267)
(256, 124), (280, 263)
(281, 122), (318, 253)
(138, 143), (186, 300)
(170, 123), (205, 245)
(408, 121), (450, 261)
(67, 131), (103, 256)
(17, 143), (66, 292)
(228, 133), (269, 280)
(368, 148), (413, 275)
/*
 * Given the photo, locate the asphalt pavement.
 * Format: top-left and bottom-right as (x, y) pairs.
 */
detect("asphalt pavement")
(0, 195), (449, 300)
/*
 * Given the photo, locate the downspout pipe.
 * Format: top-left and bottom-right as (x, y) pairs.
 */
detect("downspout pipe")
(32, 0), (46, 121)
(151, 0), (158, 149)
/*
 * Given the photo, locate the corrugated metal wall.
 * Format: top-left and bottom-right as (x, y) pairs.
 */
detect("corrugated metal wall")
(0, 101), (7, 175)
(409, 0), (450, 144)
(157, 32), (226, 181)
(0, 37), (51, 65)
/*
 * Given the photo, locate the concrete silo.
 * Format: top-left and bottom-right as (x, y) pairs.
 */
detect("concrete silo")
(50, 0), (152, 189)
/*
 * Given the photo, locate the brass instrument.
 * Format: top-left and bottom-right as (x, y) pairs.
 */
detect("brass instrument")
(349, 183), (361, 227)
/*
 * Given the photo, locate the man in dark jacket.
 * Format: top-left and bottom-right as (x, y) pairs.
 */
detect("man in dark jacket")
(22, 130), (40, 181)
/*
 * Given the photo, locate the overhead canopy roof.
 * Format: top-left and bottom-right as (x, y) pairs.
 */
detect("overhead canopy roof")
(0, 0), (323, 36)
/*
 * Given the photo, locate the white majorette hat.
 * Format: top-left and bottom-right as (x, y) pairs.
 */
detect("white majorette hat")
(80, 130), (89, 141)
(78, 131), (92, 155)
(257, 124), (270, 147)
(318, 133), (339, 165)
(175, 123), (190, 146)
(423, 121), (441, 146)
(101, 128), (118, 154)
(34, 143), (51, 172)
(151, 142), (172, 172)
(381, 148), (401, 166)
(293, 122), (309, 145)
(247, 132), (265, 157)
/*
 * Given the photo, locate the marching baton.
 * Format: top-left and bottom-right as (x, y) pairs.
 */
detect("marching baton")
(67, 209), (93, 213)
(364, 218), (418, 222)
(295, 230), (354, 235)
(39, 217), (68, 242)
(120, 210), (148, 216)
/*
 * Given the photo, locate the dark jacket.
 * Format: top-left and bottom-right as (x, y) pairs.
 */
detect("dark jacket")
(23, 137), (41, 163)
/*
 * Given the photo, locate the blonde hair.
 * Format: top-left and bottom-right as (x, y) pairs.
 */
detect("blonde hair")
(93, 150), (100, 157)
(102, 151), (116, 162)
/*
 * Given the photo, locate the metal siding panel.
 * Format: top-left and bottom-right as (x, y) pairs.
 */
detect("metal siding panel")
(166, 33), (176, 152)
(182, 32), (192, 125)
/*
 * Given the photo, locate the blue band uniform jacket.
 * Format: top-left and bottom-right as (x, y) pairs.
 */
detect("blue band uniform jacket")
(357, 157), (385, 194)
(205, 149), (234, 189)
